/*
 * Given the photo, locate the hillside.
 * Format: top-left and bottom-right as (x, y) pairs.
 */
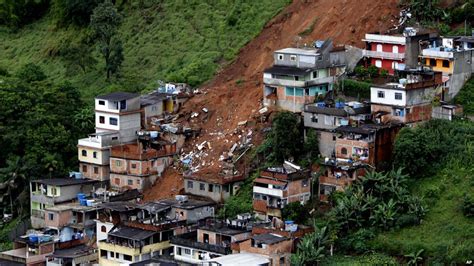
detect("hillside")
(143, 0), (400, 200)
(0, 0), (291, 100)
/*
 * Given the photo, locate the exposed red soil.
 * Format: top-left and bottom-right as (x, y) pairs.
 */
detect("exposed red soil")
(143, 168), (184, 201)
(144, 0), (399, 200)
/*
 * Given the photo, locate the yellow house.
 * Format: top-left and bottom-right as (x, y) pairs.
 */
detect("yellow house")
(422, 57), (454, 74)
(98, 226), (174, 265)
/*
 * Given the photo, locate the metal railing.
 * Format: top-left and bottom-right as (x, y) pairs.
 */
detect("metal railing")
(363, 50), (405, 60)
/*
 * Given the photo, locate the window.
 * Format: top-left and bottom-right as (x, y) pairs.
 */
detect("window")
(442, 60), (450, 68)
(375, 60), (382, 68)
(93, 167), (99, 174)
(48, 213), (54, 221)
(110, 251), (115, 258)
(312, 71), (318, 79)
(98, 100), (105, 105)
(200, 183), (205, 191)
(430, 58), (436, 66)
(131, 163), (137, 169)
(341, 147), (348, 155)
(101, 225), (107, 232)
(377, 90), (385, 98)
(395, 92), (402, 100)
(99, 116), (105, 124)
(290, 55), (297, 61)
(112, 136), (118, 140)
(82, 165), (87, 173)
(280, 257), (285, 264)
(137, 179), (141, 185)
(311, 114), (318, 123)
(93, 151), (97, 158)
(285, 87), (304, 96)
(123, 254), (132, 261)
(100, 250), (107, 258)
(119, 100), (127, 110)
(392, 45), (399, 53)
(187, 181), (193, 189)
(128, 179), (133, 186)
(81, 150), (87, 157)
(376, 44), (383, 52)
(51, 187), (57, 196)
(151, 106), (157, 111)
(208, 184), (214, 192)
(302, 179), (309, 187)
(277, 54), (283, 60)
(115, 160), (121, 167)
(184, 249), (191, 255)
(294, 75), (299, 81)
(109, 117), (118, 126)
(332, 135), (336, 141)
(114, 178), (120, 185)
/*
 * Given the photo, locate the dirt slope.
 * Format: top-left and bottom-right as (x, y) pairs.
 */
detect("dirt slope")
(145, 0), (399, 201)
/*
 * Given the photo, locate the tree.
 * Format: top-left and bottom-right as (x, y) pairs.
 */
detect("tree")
(291, 224), (332, 266)
(90, 1), (123, 79)
(268, 112), (303, 163)
(281, 202), (307, 224)
(16, 63), (46, 82)
(52, 0), (104, 26)
(304, 129), (319, 163)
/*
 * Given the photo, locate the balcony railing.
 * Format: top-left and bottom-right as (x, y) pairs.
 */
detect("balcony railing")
(263, 76), (334, 88)
(170, 232), (231, 255)
(421, 49), (454, 59)
(363, 50), (405, 60)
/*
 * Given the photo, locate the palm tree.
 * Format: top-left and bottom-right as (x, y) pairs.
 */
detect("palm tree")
(291, 224), (330, 266)
(405, 249), (424, 265)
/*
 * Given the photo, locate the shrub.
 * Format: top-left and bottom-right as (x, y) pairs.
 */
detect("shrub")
(462, 195), (474, 218)
(16, 63), (47, 82)
(342, 79), (371, 99)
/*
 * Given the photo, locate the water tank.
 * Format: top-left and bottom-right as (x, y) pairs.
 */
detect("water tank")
(28, 234), (39, 243)
(149, 131), (159, 138)
(335, 102), (345, 109)
(316, 102), (325, 107)
(77, 193), (86, 200)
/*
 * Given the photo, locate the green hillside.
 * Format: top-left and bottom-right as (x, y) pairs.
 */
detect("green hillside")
(0, 0), (290, 100)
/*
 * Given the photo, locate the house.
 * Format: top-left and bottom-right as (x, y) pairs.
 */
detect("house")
(419, 36), (474, 99)
(30, 178), (99, 229)
(362, 28), (438, 74)
(98, 225), (176, 265)
(96, 201), (140, 244)
(94, 92), (142, 143)
(318, 158), (368, 202)
(303, 101), (371, 157)
(0, 234), (55, 266)
(253, 162), (312, 220)
(183, 168), (245, 203)
(370, 70), (442, 124)
(432, 104), (463, 120)
(170, 220), (251, 264)
(109, 135), (176, 192)
(78, 131), (120, 183)
(46, 244), (97, 266)
(231, 233), (292, 266)
(140, 91), (179, 127)
(150, 196), (216, 224)
(334, 123), (403, 169)
(263, 39), (346, 113)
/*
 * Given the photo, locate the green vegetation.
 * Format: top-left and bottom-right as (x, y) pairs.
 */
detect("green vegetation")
(454, 77), (474, 115)
(219, 171), (257, 219)
(0, 0), (291, 100)
(341, 79), (371, 99)
(257, 111), (303, 164)
(291, 224), (334, 265)
(371, 119), (474, 263)
(320, 253), (398, 265)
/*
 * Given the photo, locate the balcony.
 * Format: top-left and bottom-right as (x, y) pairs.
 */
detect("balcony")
(362, 50), (405, 60)
(170, 232), (231, 255)
(78, 132), (119, 149)
(253, 186), (284, 198)
(421, 49), (454, 59)
(263, 76), (334, 88)
(31, 209), (45, 219)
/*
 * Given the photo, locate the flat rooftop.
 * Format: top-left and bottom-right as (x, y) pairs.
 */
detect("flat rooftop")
(32, 178), (99, 187)
(96, 91), (139, 101)
(108, 226), (156, 241)
(252, 233), (289, 245)
(50, 244), (94, 259)
(275, 47), (320, 56)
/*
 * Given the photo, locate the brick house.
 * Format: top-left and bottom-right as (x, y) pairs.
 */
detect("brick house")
(109, 140), (176, 192)
(232, 233), (293, 266)
(253, 162), (312, 220)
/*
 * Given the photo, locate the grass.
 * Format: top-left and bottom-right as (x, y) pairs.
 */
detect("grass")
(321, 253), (398, 265)
(371, 153), (474, 263)
(0, 0), (291, 101)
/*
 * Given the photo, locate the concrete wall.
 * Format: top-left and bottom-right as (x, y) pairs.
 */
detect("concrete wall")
(371, 87), (406, 106)
(78, 146), (110, 165)
(238, 238), (292, 266)
(96, 221), (114, 244)
(173, 206), (214, 224)
(184, 179), (236, 203)
(110, 173), (157, 191)
(287, 179), (311, 204)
